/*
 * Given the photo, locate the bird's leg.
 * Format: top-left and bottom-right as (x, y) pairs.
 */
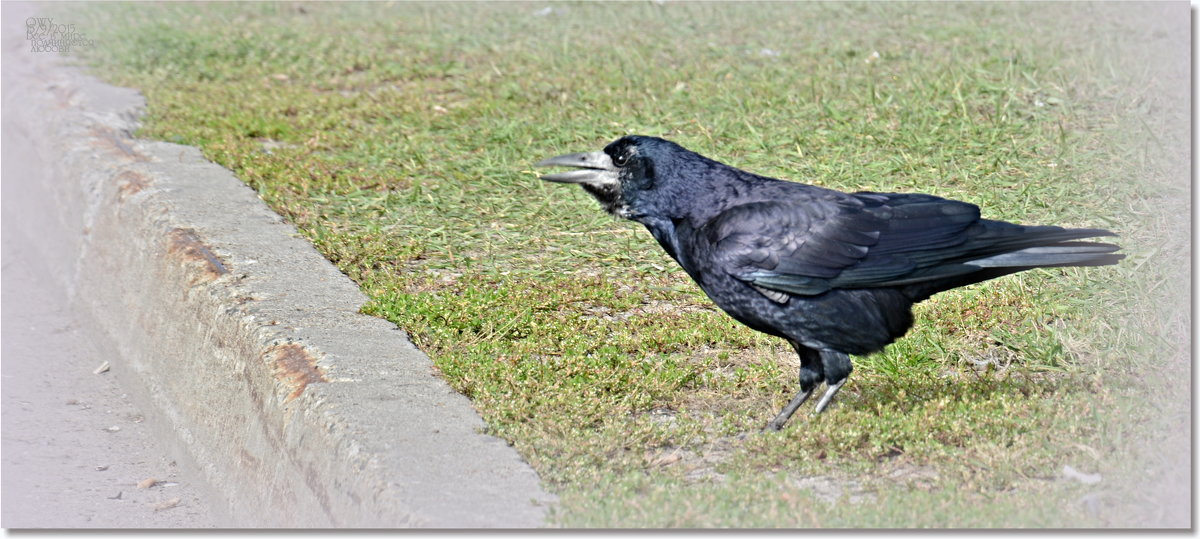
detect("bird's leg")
(812, 379), (847, 415)
(812, 350), (853, 415)
(765, 387), (813, 431)
(765, 342), (824, 431)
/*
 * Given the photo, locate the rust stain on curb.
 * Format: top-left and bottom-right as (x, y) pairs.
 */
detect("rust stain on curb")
(166, 228), (229, 283)
(115, 169), (152, 200)
(90, 126), (147, 161)
(268, 343), (328, 403)
(50, 83), (78, 109)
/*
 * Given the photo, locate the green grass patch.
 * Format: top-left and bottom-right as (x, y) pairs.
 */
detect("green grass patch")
(67, 1), (1187, 527)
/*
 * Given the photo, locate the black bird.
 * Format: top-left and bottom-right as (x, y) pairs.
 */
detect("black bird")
(535, 135), (1122, 431)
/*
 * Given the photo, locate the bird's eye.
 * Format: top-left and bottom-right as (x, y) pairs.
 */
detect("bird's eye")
(612, 152), (630, 167)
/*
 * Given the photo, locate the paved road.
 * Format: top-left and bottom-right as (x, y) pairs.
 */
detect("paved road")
(1, 2), (219, 527)
(1, 212), (220, 528)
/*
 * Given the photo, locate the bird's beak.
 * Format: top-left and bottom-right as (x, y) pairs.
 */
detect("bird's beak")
(534, 151), (617, 185)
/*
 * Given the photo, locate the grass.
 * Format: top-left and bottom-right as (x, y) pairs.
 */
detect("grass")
(65, 1), (1188, 527)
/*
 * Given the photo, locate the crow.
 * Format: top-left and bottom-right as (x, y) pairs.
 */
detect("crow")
(535, 135), (1122, 431)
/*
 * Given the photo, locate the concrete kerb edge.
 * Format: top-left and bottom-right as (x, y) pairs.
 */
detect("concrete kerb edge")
(3, 20), (553, 528)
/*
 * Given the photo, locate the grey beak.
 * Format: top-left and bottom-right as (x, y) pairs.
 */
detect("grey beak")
(534, 151), (615, 184)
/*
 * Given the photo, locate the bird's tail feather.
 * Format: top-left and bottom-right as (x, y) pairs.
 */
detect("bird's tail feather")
(900, 226), (1123, 301)
(958, 224), (1111, 255)
(968, 241), (1123, 268)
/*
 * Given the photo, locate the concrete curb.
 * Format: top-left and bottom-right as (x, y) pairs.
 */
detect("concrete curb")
(2, 3), (553, 528)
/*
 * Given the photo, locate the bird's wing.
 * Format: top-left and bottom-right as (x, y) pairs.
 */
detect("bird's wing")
(705, 192), (983, 299)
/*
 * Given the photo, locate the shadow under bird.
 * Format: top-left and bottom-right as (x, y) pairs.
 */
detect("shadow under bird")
(536, 135), (1122, 431)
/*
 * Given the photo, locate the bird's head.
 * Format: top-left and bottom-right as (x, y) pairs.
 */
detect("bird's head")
(535, 135), (694, 221)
